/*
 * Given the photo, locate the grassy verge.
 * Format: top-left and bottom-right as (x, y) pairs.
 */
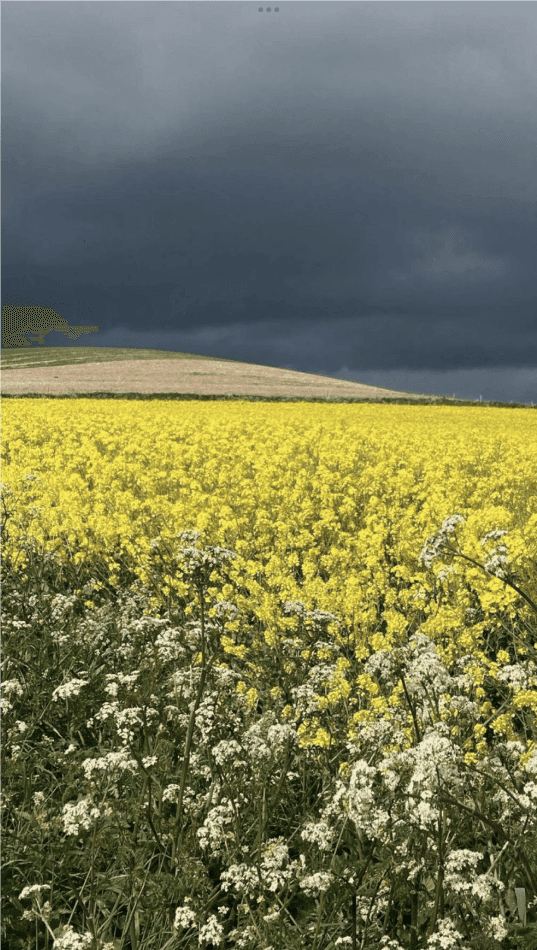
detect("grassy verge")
(2, 516), (537, 950)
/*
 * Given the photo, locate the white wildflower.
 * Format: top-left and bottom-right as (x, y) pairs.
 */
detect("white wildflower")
(51, 926), (93, 949)
(61, 797), (102, 837)
(173, 902), (197, 930)
(299, 871), (334, 896)
(51, 678), (89, 702)
(198, 913), (224, 946)
(19, 883), (51, 901)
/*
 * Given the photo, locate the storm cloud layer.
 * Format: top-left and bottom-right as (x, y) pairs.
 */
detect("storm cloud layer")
(2, 1), (536, 403)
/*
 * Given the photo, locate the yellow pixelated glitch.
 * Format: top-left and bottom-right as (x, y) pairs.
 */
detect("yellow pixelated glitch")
(1, 305), (99, 347)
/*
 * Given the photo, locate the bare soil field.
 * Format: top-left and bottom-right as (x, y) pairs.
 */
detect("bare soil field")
(0, 345), (459, 402)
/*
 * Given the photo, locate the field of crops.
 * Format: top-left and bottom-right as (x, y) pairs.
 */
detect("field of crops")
(2, 398), (537, 949)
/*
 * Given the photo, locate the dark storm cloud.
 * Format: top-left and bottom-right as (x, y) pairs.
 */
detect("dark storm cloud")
(2, 1), (536, 403)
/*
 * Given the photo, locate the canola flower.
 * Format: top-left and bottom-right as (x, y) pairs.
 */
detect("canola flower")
(2, 399), (537, 949)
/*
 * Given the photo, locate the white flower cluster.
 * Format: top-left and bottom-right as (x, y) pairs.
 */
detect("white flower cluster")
(61, 797), (104, 837)
(51, 677), (89, 703)
(419, 514), (466, 570)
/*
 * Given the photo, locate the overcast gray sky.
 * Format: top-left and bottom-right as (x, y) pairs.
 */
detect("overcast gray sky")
(2, 1), (536, 403)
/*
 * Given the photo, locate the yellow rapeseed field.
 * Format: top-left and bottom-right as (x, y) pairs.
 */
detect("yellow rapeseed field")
(3, 399), (537, 767)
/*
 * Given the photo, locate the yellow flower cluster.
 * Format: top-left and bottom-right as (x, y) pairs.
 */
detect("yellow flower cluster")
(3, 399), (537, 766)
